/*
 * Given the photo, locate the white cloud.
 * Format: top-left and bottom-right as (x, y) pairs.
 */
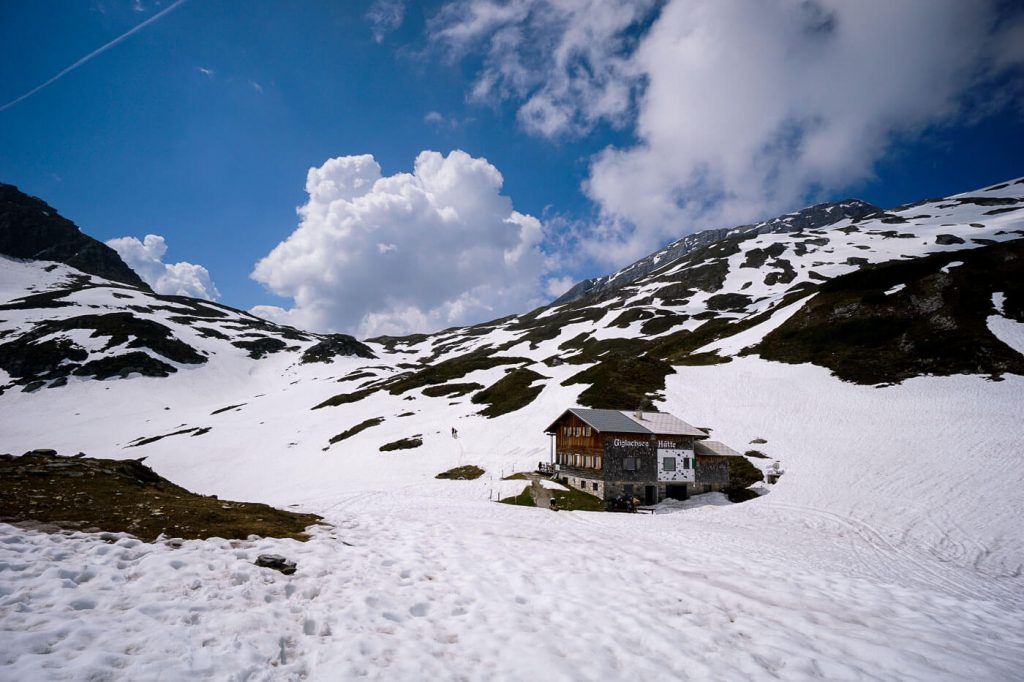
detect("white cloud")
(434, 0), (1024, 265)
(544, 275), (575, 298)
(431, 0), (658, 138)
(424, 110), (472, 129)
(250, 150), (550, 337)
(196, 66), (214, 78)
(106, 234), (221, 301)
(248, 80), (263, 93)
(367, 0), (406, 43)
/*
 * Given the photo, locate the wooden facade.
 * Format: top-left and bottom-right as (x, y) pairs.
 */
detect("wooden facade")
(545, 408), (736, 507)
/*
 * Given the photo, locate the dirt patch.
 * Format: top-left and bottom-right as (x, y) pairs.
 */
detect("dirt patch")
(0, 451), (321, 542)
(436, 465), (485, 480)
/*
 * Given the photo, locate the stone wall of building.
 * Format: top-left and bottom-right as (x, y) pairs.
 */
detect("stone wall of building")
(603, 434), (656, 482)
(695, 455), (729, 485)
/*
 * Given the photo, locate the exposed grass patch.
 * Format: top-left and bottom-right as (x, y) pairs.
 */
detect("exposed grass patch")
(753, 240), (1024, 383)
(550, 485), (606, 511)
(640, 313), (689, 336)
(0, 312), (205, 385)
(312, 387), (379, 410)
(0, 452), (321, 542)
(498, 485), (535, 506)
(561, 354), (674, 409)
(436, 465), (485, 480)
(380, 436), (423, 452)
(384, 349), (529, 395)
(472, 368), (547, 417)
(729, 456), (766, 488)
(422, 382), (484, 398)
(722, 456), (765, 504)
(724, 487), (761, 503)
(329, 417), (384, 445)
(300, 334), (375, 363)
(744, 449), (769, 458)
(673, 351), (731, 366)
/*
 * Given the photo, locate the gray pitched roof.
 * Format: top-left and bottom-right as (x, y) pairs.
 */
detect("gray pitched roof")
(620, 410), (705, 437)
(694, 440), (742, 457)
(544, 408), (651, 434)
(544, 408), (706, 437)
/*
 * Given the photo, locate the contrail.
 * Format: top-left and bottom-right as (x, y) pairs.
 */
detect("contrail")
(0, 0), (189, 113)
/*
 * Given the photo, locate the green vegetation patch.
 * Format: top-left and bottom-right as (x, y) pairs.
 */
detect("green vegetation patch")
(0, 451), (321, 542)
(300, 334), (376, 363)
(436, 465), (485, 480)
(550, 485), (606, 511)
(422, 382), (484, 398)
(728, 456), (765, 488)
(753, 240), (1024, 384)
(312, 387), (379, 410)
(472, 368), (547, 418)
(0, 312), (205, 386)
(329, 417), (385, 445)
(231, 337), (290, 359)
(384, 349), (529, 395)
(722, 456), (765, 504)
(379, 436), (423, 452)
(498, 485), (535, 506)
(640, 313), (689, 336)
(561, 354), (674, 409)
(609, 308), (654, 328)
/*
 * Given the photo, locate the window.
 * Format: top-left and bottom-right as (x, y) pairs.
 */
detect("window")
(595, 456), (602, 470)
(592, 482), (598, 491)
(623, 456), (637, 471)
(585, 455), (592, 468)
(663, 457), (676, 471)
(684, 457), (691, 469)
(624, 484), (634, 494)
(585, 426), (592, 437)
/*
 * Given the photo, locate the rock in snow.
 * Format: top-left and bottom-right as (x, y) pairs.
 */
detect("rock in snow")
(254, 554), (298, 575)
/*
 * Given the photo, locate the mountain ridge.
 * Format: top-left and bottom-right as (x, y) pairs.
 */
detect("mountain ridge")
(0, 182), (149, 290)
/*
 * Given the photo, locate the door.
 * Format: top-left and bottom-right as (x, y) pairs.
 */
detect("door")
(666, 484), (688, 500)
(644, 485), (657, 506)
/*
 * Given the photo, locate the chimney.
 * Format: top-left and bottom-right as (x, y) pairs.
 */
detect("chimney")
(635, 405), (643, 420)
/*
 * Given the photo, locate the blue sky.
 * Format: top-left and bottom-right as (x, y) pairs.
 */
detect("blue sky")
(1, 0), (1022, 336)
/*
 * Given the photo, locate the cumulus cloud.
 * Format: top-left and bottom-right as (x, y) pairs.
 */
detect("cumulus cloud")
(250, 150), (550, 337)
(434, 0), (1024, 264)
(106, 234), (221, 301)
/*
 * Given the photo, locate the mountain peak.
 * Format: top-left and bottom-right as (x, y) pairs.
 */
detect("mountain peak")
(0, 182), (149, 290)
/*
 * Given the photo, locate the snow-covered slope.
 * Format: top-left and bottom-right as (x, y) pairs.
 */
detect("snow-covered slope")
(1, 178), (1023, 680)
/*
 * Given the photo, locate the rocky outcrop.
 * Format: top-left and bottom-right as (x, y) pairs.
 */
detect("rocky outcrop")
(301, 334), (376, 363)
(0, 182), (148, 289)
